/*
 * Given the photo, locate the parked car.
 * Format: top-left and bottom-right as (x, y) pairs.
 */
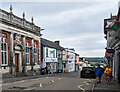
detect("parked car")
(80, 66), (96, 78)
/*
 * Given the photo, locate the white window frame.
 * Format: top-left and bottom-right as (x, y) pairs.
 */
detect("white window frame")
(34, 48), (38, 64)
(1, 42), (8, 66)
(25, 46), (30, 64)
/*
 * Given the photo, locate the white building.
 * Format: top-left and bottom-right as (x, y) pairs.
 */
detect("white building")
(41, 38), (63, 73)
(64, 48), (76, 72)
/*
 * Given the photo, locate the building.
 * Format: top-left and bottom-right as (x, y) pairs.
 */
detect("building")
(62, 49), (68, 72)
(41, 38), (64, 73)
(55, 41), (64, 73)
(104, 4), (120, 83)
(64, 48), (76, 72)
(75, 53), (79, 72)
(0, 6), (41, 77)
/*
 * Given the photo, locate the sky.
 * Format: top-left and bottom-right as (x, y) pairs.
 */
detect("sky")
(1, 1), (119, 57)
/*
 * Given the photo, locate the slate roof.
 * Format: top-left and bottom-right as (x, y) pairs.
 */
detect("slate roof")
(41, 38), (64, 50)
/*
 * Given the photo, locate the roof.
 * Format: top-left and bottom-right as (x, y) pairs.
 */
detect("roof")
(41, 38), (64, 50)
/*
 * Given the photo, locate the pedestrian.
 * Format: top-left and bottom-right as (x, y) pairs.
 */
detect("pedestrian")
(104, 65), (112, 84)
(95, 64), (104, 84)
(50, 66), (53, 75)
(45, 66), (48, 74)
(48, 66), (50, 76)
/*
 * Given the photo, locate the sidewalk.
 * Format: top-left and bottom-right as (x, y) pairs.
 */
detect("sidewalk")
(93, 74), (120, 92)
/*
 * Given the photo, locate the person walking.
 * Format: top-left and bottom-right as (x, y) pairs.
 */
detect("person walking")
(48, 65), (50, 76)
(95, 64), (104, 84)
(104, 65), (112, 84)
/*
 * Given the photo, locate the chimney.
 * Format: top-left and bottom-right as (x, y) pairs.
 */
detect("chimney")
(55, 41), (60, 46)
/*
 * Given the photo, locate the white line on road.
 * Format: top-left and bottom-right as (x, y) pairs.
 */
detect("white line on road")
(78, 85), (85, 92)
(58, 78), (61, 80)
(25, 87), (36, 90)
(51, 80), (54, 83)
(40, 83), (42, 88)
(84, 82), (89, 85)
(21, 80), (24, 83)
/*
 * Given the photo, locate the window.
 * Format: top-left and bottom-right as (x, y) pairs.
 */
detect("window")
(1, 43), (8, 66)
(53, 50), (55, 58)
(59, 51), (62, 58)
(25, 47), (30, 64)
(46, 48), (48, 57)
(34, 48), (37, 64)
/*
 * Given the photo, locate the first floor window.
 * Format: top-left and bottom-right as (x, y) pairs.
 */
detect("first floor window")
(25, 47), (30, 64)
(46, 48), (48, 57)
(53, 50), (55, 58)
(1, 43), (8, 66)
(34, 48), (37, 64)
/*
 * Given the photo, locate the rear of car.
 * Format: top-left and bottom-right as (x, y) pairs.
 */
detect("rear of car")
(80, 67), (96, 78)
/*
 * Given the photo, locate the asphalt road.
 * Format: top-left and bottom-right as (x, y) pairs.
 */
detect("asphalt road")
(2, 72), (95, 91)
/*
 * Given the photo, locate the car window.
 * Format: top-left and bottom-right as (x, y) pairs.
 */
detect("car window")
(83, 67), (93, 71)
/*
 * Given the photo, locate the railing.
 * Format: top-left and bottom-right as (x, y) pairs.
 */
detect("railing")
(0, 10), (10, 21)
(12, 15), (23, 26)
(0, 9), (40, 34)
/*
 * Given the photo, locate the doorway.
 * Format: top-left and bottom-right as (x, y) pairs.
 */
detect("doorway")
(15, 54), (19, 72)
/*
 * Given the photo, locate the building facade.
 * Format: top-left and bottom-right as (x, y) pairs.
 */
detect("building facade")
(64, 48), (76, 72)
(104, 5), (120, 83)
(0, 6), (41, 77)
(41, 38), (63, 73)
(75, 53), (79, 72)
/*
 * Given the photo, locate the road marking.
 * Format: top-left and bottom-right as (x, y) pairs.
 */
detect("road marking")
(51, 80), (54, 83)
(40, 83), (42, 88)
(25, 87), (36, 90)
(78, 85), (85, 91)
(21, 80), (24, 83)
(46, 77), (49, 78)
(58, 78), (61, 80)
(84, 82), (89, 85)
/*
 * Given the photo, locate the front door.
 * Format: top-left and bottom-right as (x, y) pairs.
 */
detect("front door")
(15, 54), (19, 72)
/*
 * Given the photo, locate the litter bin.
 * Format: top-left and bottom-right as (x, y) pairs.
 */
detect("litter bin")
(40, 68), (45, 75)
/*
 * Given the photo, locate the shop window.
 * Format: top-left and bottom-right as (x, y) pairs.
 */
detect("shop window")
(1, 43), (8, 66)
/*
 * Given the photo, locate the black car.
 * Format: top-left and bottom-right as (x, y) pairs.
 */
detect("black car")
(80, 67), (96, 78)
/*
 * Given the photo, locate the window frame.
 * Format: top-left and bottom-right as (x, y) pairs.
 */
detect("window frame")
(34, 47), (38, 64)
(1, 42), (8, 66)
(46, 48), (48, 57)
(25, 46), (30, 64)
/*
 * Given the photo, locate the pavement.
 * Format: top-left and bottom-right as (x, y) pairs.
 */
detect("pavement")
(2, 72), (60, 83)
(93, 74), (120, 92)
(1, 72), (95, 91)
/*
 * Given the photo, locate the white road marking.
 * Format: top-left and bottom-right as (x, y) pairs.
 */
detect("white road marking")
(78, 85), (85, 91)
(21, 80), (24, 83)
(58, 78), (61, 80)
(46, 77), (49, 78)
(25, 87), (36, 90)
(84, 82), (89, 85)
(40, 83), (42, 88)
(51, 80), (54, 83)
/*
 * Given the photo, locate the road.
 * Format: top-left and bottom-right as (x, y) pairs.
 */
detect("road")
(2, 72), (95, 91)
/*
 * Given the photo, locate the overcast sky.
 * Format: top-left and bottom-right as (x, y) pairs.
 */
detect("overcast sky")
(1, 1), (119, 57)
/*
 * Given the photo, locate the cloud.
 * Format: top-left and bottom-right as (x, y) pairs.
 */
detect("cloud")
(1, 2), (118, 57)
